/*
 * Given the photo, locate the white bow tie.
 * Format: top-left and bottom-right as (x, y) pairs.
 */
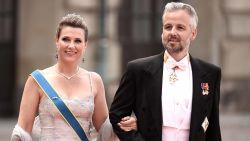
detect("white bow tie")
(166, 60), (187, 71)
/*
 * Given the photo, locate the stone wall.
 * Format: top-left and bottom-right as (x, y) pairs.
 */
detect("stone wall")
(184, 0), (250, 113)
(16, 0), (250, 113)
(16, 0), (122, 109)
(220, 0), (250, 112)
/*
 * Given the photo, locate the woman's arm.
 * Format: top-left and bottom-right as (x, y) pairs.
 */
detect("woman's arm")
(17, 76), (41, 133)
(91, 72), (109, 131)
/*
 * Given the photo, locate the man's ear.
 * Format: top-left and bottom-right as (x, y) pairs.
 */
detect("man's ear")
(191, 28), (197, 40)
(84, 41), (88, 48)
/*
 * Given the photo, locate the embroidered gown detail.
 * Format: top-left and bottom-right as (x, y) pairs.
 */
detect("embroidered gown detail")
(36, 72), (96, 141)
(38, 96), (95, 141)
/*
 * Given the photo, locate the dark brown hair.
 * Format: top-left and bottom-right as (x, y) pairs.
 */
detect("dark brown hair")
(56, 13), (88, 42)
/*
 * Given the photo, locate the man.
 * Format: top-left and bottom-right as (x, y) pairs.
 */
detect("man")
(110, 2), (221, 141)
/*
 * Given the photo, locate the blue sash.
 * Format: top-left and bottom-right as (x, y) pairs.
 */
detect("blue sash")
(31, 70), (89, 141)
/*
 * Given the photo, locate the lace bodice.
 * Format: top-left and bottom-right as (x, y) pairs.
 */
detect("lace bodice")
(38, 95), (95, 141)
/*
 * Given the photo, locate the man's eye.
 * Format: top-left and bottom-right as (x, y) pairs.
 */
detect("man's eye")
(164, 26), (172, 30)
(177, 26), (185, 30)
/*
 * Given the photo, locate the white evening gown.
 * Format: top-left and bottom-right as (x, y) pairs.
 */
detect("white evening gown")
(12, 72), (118, 141)
(32, 95), (118, 141)
(36, 95), (95, 141)
(32, 92), (119, 141)
(31, 72), (119, 141)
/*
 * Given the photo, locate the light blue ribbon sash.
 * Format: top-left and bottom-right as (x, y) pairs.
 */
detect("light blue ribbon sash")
(31, 70), (89, 141)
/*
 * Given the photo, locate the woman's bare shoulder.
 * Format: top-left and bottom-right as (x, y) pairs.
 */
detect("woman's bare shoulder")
(88, 71), (103, 83)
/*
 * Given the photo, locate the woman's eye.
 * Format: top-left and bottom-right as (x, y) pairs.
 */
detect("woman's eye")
(75, 39), (82, 44)
(62, 37), (70, 42)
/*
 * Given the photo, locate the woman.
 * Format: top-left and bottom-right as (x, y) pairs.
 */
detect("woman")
(11, 13), (136, 141)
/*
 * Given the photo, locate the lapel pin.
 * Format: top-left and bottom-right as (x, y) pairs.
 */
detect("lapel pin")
(201, 83), (209, 95)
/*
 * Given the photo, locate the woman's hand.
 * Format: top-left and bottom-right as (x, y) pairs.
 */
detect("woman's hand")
(117, 116), (137, 131)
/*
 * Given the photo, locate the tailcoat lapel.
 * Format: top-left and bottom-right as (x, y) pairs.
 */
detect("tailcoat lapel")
(143, 52), (164, 128)
(189, 56), (211, 140)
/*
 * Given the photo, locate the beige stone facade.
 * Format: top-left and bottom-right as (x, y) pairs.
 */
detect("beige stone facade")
(17, 0), (250, 112)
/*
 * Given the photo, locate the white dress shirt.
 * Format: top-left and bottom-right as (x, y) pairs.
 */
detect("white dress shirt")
(161, 51), (193, 141)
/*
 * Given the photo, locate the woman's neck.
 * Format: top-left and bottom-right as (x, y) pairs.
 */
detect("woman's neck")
(56, 62), (79, 75)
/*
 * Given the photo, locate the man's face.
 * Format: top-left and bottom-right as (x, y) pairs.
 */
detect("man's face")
(161, 10), (197, 54)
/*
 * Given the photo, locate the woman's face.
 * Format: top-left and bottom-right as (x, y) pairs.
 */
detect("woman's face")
(56, 26), (87, 64)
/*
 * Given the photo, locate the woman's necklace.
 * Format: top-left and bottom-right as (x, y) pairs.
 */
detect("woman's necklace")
(55, 66), (80, 80)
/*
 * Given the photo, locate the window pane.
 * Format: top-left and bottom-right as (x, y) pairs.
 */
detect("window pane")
(0, 0), (3, 13)
(155, 15), (162, 41)
(132, 0), (151, 42)
(3, 17), (12, 41)
(133, 0), (151, 15)
(154, 0), (167, 41)
(5, 0), (13, 12)
(156, 0), (166, 14)
(132, 18), (150, 42)
(0, 0), (14, 42)
(0, 18), (3, 41)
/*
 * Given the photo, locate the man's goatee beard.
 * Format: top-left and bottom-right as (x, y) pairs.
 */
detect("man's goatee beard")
(164, 45), (183, 53)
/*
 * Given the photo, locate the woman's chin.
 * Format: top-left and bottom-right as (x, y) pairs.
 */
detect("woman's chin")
(60, 58), (79, 64)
